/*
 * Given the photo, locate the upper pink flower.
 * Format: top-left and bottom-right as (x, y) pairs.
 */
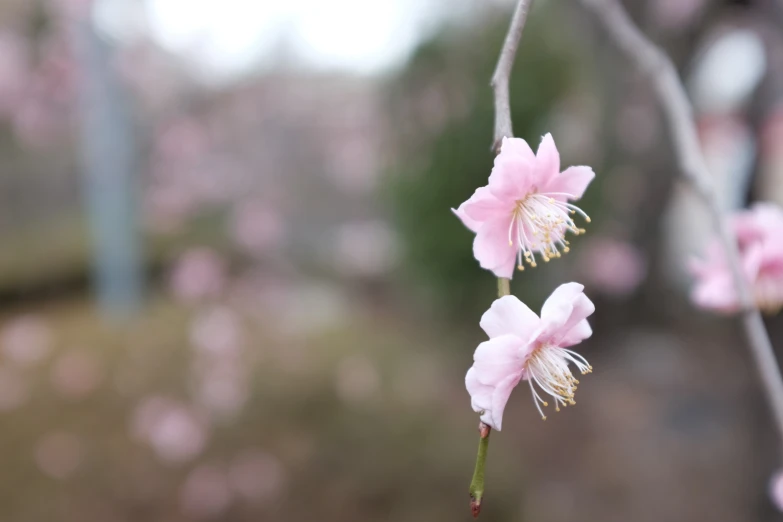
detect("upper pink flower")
(690, 203), (783, 314)
(453, 134), (595, 278)
(465, 283), (594, 430)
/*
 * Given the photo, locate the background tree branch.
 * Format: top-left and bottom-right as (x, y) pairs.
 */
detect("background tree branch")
(576, 0), (783, 447)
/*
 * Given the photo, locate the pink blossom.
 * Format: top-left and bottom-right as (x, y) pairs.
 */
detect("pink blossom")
(169, 248), (227, 304)
(465, 283), (594, 430)
(179, 464), (233, 518)
(130, 397), (209, 464)
(453, 134), (595, 278)
(229, 200), (283, 256)
(577, 237), (647, 296)
(1, 315), (53, 367)
(34, 431), (84, 480)
(189, 306), (243, 358)
(770, 469), (783, 512)
(51, 351), (105, 400)
(228, 450), (286, 502)
(690, 203), (783, 314)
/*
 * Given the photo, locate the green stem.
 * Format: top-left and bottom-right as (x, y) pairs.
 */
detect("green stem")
(497, 277), (511, 297)
(468, 424), (491, 517)
(468, 277), (510, 517)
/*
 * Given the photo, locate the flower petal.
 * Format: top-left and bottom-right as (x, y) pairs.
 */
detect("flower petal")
(487, 153), (534, 200)
(485, 373), (522, 431)
(545, 165), (595, 200)
(473, 215), (517, 278)
(560, 318), (592, 347)
(480, 295), (540, 340)
(452, 207), (481, 233)
(466, 367), (492, 414)
(466, 334), (526, 430)
(691, 273), (739, 314)
(472, 334), (526, 386)
(537, 283), (595, 344)
(500, 136), (536, 163)
(534, 133), (560, 186)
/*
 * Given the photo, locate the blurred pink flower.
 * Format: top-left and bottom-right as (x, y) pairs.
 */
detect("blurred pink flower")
(0, 366), (28, 412)
(35, 431), (84, 479)
(229, 200), (283, 256)
(690, 203), (783, 314)
(228, 450), (286, 502)
(577, 237), (647, 296)
(330, 221), (399, 278)
(193, 363), (249, 419)
(51, 351), (105, 400)
(189, 306), (243, 358)
(453, 134), (594, 277)
(131, 397), (208, 464)
(1, 315), (53, 367)
(335, 355), (380, 403)
(0, 32), (28, 116)
(769, 470), (783, 512)
(169, 248), (227, 304)
(179, 464), (233, 518)
(466, 283), (594, 429)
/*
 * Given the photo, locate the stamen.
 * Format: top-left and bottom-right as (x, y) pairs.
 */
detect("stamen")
(505, 190), (590, 268)
(524, 342), (591, 420)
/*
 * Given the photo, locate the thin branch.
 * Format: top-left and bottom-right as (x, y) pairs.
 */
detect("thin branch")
(468, 1), (534, 515)
(491, 0), (535, 152)
(577, 0), (783, 444)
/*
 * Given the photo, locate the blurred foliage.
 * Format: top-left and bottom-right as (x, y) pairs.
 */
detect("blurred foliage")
(386, 4), (582, 320)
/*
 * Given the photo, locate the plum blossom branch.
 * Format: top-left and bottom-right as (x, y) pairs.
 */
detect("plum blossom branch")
(468, 1), (534, 516)
(576, 0), (783, 444)
(491, 0), (535, 152)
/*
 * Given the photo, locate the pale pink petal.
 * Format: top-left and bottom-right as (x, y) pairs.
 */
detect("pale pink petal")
(769, 469), (783, 512)
(465, 368), (492, 414)
(534, 133), (560, 185)
(451, 207), (481, 233)
(544, 166), (595, 199)
(691, 273), (739, 314)
(500, 136), (536, 163)
(452, 186), (506, 233)
(487, 153), (534, 200)
(473, 215), (517, 278)
(536, 283), (594, 344)
(486, 373), (522, 430)
(466, 334), (527, 431)
(560, 319), (592, 347)
(472, 334), (526, 386)
(479, 295), (540, 340)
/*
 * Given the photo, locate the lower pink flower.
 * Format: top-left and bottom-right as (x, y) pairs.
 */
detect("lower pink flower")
(465, 283), (594, 430)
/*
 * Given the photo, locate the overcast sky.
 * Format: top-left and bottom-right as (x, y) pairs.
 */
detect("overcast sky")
(96, 0), (453, 79)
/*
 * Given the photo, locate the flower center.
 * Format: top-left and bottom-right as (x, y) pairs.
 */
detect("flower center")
(508, 192), (590, 270)
(524, 343), (592, 420)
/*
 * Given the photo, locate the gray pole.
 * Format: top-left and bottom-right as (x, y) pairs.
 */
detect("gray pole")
(74, 14), (143, 317)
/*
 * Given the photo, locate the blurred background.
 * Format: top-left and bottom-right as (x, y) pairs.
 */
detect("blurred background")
(0, 0), (782, 520)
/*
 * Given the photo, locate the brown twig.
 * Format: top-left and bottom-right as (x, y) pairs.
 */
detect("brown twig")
(577, 0), (783, 444)
(491, 0), (535, 152)
(468, 2), (535, 516)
